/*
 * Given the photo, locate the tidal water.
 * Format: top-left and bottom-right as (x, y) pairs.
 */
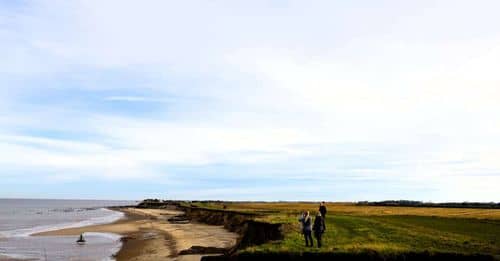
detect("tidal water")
(0, 198), (136, 260)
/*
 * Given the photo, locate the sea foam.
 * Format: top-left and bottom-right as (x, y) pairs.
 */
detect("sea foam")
(0, 208), (124, 237)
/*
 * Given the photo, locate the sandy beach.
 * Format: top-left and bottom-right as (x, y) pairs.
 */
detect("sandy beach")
(33, 208), (238, 261)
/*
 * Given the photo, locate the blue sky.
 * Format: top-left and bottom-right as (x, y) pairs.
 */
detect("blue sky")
(1, 0), (499, 201)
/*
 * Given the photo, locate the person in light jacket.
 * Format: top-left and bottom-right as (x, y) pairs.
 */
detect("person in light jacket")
(313, 213), (326, 248)
(298, 211), (313, 247)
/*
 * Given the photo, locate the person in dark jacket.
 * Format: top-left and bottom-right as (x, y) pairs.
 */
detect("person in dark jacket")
(298, 211), (313, 247)
(313, 213), (326, 248)
(319, 202), (327, 218)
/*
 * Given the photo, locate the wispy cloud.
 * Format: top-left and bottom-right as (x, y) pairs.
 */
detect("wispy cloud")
(104, 96), (173, 103)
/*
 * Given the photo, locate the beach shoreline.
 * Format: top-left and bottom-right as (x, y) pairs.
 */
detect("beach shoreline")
(0, 201), (131, 261)
(34, 208), (238, 261)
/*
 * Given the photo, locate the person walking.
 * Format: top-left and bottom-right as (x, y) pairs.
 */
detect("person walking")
(319, 201), (327, 218)
(299, 211), (313, 247)
(313, 213), (326, 248)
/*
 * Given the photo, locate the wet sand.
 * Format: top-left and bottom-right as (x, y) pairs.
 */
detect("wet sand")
(33, 208), (238, 261)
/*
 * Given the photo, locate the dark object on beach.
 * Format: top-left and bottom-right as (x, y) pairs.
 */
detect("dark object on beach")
(120, 236), (135, 243)
(179, 246), (228, 255)
(76, 234), (86, 245)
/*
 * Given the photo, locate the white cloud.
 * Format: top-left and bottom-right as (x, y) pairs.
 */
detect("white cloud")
(1, 1), (500, 200)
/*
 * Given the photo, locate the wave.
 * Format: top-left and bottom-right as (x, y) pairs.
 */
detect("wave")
(84, 232), (122, 241)
(82, 232), (123, 261)
(0, 208), (124, 237)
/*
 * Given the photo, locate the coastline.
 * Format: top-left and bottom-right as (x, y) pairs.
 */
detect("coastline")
(34, 208), (238, 261)
(0, 206), (127, 261)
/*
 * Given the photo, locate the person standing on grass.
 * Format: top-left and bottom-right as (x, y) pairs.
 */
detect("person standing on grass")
(319, 202), (327, 218)
(313, 212), (326, 248)
(299, 211), (313, 247)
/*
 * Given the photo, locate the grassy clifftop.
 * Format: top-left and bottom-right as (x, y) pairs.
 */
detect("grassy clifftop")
(189, 202), (500, 258)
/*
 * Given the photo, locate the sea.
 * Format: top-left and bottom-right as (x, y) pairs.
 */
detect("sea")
(0, 198), (137, 261)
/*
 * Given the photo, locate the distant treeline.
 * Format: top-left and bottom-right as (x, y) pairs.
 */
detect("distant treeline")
(138, 199), (500, 209)
(139, 199), (321, 204)
(357, 200), (500, 209)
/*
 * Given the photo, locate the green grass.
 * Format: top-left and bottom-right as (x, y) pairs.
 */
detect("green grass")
(245, 215), (499, 256)
(190, 202), (500, 257)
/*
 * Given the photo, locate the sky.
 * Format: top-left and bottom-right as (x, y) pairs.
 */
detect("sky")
(0, 0), (499, 201)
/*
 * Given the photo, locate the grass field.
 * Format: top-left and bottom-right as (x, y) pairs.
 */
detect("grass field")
(190, 202), (500, 258)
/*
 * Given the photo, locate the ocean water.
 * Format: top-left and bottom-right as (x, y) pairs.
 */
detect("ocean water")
(0, 199), (136, 261)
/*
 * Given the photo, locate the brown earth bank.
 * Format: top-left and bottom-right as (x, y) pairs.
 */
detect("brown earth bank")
(178, 206), (285, 249)
(34, 208), (238, 261)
